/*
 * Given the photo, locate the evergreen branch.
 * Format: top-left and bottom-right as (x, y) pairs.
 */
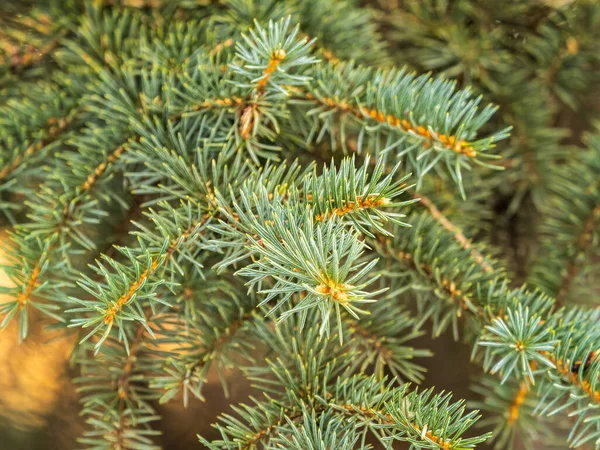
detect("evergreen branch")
(0, 12), (183, 336)
(379, 210), (600, 446)
(529, 132), (600, 306)
(210, 156), (416, 338)
(233, 193), (382, 332)
(151, 295), (259, 406)
(0, 77), (82, 212)
(304, 156), (415, 237)
(203, 373), (489, 449)
(0, 128), (133, 338)
(0, 106), (78, 181)
(414, 192), (494, 273)
(333, 402), (452, 448)
(200, 396), (304, 450)
(255, 48), (287, 92)
(0, 74), (259, 336)
(547, 355), (600, 403)
(344, 300), (431, 384)
(305, 89), (479, 158)
(231, 17), (318, 94)
(555, 204), (600, 306)
(378, 213), (555, 379)
(243, 409), (304, 450)
(470, 374), (550, 450)
(69, 204), (212, 350)
(76, 310), (162, 449)
(332, 388), (490, 450)
(211, 18), (508, 184)
(0, 233), (69, 341)
(288, 62), (510, 194)
(266, 408), (364, 450)
(80, 139), (132, 192)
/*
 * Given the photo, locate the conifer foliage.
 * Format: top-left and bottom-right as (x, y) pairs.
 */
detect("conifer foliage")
(0, 0), (599, 449)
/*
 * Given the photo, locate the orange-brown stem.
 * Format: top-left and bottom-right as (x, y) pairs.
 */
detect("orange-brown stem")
(16, 251), (50, 309)
(81, 140), (132, 192)
(103, 214), (209, 324)
(239, 104), (256, 140)
(314, 194), (390, 222)
(303, 92), (476, 157)
(507, 381), (529, 425)
(256, 49), (286, 92)
(242, 409), (303, 449)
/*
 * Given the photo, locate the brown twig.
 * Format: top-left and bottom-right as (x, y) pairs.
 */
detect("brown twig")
(555, 205), (600, 306)
(415, 192), (494, 273)
(0, 109), (78, 181)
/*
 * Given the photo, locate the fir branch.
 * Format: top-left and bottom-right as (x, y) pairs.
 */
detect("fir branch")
(0, 106), (78, 182)
(76, 310), (162, 449)
(379, 210), (600, 446)
(304, 156), (414, 236)
(300, 85), (482, 158)
(234, 196), (382, 331)
(80, 139), (132, 193)
(529, 132), (600, 306)
(0, 128), (133, 338)
(204, 373), (490, 449)
(470, 374), (550, 450)
(0, 232), (70, 340)
(0, 62), (259, 336)
(69, 206), (212, 350)
(152, 298), (259, 406)
(210, 156), (414, 338)
(288, 62), (510, 195)
(344, 300), (431, 384)
(554, 204), (600, 306)
(414, 191), (494, 273)
(231, 17), (318, 94)
(0, 77), (83, 214)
